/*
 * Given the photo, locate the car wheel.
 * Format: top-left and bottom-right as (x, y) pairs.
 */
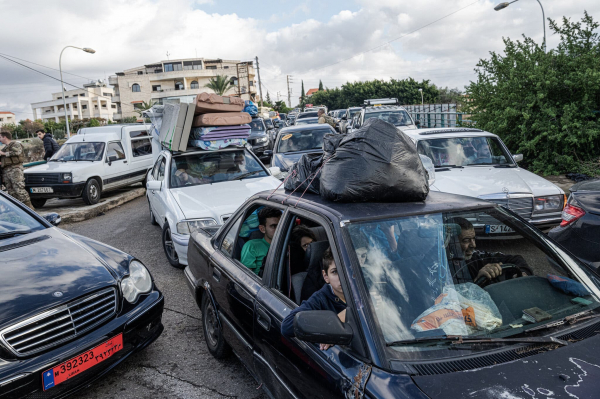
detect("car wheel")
(30, 198), (47, 209)
(202, 294), (231, 359)
(162, 223), (184, 268)
(149, 201), (158, 226)
(82, 178), (101, 205)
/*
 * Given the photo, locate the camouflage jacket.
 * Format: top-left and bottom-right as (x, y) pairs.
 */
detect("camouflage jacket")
(1, 141), (25, 168)
(318, 115), (336, 128)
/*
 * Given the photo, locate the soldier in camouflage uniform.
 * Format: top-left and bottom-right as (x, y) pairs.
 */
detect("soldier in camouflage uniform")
(317, 109), (336, 129)
(0, 132), (33, 209)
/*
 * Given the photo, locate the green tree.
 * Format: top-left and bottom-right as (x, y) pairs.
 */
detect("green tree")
(134, 100), (156, 117)
(204, 75), (234, 96)
(273, 100), (291, 113)
(265, 92), (271, 104)
(464, 11), (600, 175)
(89, 118), (100, 127)
(122, 116), (138, 124)
(318, 80), (323, 91)
(301, 80), (305, 103)
(18, 119), (45, 138)
(436, 86), (463, 103)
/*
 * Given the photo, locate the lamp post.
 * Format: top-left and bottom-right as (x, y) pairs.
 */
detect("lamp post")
(494, 0), (546, 53)
(418, 88), (424, 105)
(59, 46), (95, 137)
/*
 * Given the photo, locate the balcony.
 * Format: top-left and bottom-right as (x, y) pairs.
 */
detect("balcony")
(108, 76), (118, 85)
(111, 95), (120, 103)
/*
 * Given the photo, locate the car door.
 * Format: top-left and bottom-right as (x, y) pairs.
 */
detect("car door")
(149, 156), (167, 224)
(252, 211), (366, 399)
(103, 141), (129, 190)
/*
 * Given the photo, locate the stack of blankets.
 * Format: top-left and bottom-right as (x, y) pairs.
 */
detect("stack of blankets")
(189, 93), (252, 150)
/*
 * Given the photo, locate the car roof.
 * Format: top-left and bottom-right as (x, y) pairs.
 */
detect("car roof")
(402, 127), (498, 140)
(364, 105), (408, 113)
(279, 124), (333, 132)
(167, 147), (247, 157)
(255, 190), (494, 223)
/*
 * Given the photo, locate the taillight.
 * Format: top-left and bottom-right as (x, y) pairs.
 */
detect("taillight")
(560, 204), (585, 227)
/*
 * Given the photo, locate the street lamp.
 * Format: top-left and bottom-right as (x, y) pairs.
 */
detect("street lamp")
(418, 88), (424, 105)
(59, 46), (96, 137)
(494, 0), (546, 53)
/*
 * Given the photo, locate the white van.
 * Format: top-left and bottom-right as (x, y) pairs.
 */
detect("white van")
(24, 124), (154, 208)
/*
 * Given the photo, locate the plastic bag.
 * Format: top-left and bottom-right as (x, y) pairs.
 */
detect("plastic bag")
(243, 100), (258, 116)
(320, 118), (429, 203)
(323, 133), (343, 157)
(411, 283), (502, 335)
(284, 153), (323, 195)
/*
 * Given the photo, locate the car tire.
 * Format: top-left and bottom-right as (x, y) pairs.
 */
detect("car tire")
(201, 293), (231, 359)
(162, 223), (184, 269)
(149, 201), (158, 226)
(82, 178), (101, 205)
(30, 198), (47, 209)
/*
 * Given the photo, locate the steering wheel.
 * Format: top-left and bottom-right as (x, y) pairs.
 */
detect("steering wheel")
(474, 263), (522, 287)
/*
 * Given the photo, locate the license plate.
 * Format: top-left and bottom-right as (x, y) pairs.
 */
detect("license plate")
(42, 333), (123, 391)
(485, 224), (514, 234)
(31, 187), (53, 193)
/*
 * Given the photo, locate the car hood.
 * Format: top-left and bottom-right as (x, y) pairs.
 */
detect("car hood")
(0, 228), (116, 329)
(273, 151), (322, 171)
(431, 166), (562, 197)
(24, 161), (101, 176)
(412, 334), (600, 398)
(170, 176), (281, 221)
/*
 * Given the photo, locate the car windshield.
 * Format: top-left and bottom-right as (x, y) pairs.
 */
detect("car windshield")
(364, 110), (413, 127)
(295, 118), (319, 125)
(346, 207), (600, 361)
(170, 150), (268, 188)
(277, 129), (328, 153)
(249, 119), (265, 132)
(297, 112), (319, 119)
(417, 137), (514, 168)
(348, 109), (361, 118)
(51, 142), (105, 162)
(0, 196), (45, 237)
(264, 119), (274, 128)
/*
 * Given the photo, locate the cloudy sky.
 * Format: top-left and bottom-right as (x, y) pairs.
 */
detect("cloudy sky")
(0, 0), (598, 121)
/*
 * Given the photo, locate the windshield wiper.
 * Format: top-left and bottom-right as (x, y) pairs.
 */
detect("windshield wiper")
(525, 310), (600, 333)
(387, 335), (568, 347)
(0, 230), (33, 239)
(49, 159), (66, 162)
(232, 171), (261, 181)
(435, 165), (464, 171)
(493, 164), (516, 168)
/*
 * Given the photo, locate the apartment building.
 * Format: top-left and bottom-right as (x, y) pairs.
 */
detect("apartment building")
(109, 57), (256, 120)
(0, 112), (16, 126)
(31, 81), (116, 123)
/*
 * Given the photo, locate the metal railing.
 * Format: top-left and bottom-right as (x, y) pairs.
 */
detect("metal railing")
(403, 103), (472, 128)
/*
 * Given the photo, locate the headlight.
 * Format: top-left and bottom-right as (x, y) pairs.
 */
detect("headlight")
(177, 218), (218, 235)
(120, 260), (152, 303)
(533, 195), (564, 213)
(62, 173), (72, 183)
(256, 136), (268, 143)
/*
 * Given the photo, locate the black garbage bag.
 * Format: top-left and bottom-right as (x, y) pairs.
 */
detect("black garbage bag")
(320, 118), (429, 203)
(284, 153), (323, 195)
(323, 133), (344, 157)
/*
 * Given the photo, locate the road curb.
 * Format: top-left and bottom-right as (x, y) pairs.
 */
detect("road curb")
(41, 188), (146, 224)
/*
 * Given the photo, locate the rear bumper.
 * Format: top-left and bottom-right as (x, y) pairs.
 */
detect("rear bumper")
(25, 183), (86, 199)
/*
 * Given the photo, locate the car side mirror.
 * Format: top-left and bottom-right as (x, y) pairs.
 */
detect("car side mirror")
(513, 154), (523, 162)
(44, 212), (61, 226)
(268, 166), (281, 177)
(293, 310), (354, 345)
(107, 155), (117, 165)
(147, 180), (162, 191)
(264, 150), (273, 157)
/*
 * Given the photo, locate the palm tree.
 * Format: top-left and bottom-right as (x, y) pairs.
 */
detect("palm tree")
(135, 100), (156, 117)
(204, 75), (234, 96)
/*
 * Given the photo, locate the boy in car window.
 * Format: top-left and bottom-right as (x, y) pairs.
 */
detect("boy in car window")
(281, 247), (347, 350)
(241, 207), (281, 275)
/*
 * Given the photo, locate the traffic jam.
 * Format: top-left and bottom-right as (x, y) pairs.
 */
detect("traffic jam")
(2, 93), (600, 399)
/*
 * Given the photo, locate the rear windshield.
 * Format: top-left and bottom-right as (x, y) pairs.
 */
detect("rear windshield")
(417, 137), (514, 168)
(364, 110), (413, 127)
(295, 118), (319, 125)
(277, 129), (328, 153)
(249, 119), (265, 132)
(297, 112), (319, 119)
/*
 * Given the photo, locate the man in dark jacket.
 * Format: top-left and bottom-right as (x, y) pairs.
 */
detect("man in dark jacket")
(281, 247), (347, 350)
(36, 129), (59, 161)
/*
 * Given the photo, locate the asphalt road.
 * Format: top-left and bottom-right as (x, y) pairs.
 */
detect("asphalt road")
(62, 196), (267, 399)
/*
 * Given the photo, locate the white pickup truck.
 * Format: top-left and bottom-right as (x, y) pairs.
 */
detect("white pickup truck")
(24, 124), (154, 208)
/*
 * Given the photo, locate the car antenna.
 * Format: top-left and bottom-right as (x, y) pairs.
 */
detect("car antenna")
(267, 170), (297, 200)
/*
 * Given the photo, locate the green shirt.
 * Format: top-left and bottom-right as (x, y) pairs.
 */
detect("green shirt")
(240, 238), (270, 275)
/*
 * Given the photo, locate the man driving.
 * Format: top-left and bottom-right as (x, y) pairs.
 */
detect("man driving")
(450, 217), (532, 284)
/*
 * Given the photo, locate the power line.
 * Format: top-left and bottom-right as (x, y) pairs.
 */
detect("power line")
(0, 52), (97, 81)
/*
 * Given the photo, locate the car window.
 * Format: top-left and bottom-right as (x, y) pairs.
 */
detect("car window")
(152, 156), (163, 180)
(157, 158), (166, 181)
(221, 216), (243, 257)
(295, 118), (319, 126)
(417, 137), (512, 168)
(132, 138), (152, 157)
(277, 128), (328, 153)
(106, 142), (126, 161)
(250, 119), (265, 131)
(0, 196), (45, 236)
(346, 207), (600, 361)
(364, 110), (413, 127)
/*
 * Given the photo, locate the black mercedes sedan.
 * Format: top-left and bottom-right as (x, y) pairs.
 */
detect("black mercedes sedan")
(184, 189), (600, 399)
(549, 179), (600, 268)
(0, 191), (164, 398)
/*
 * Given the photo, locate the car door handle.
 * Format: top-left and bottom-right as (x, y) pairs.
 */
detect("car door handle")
(212, 268), (221, 282)
(256, 308), (271, 331)
(123, 160), (128, 163)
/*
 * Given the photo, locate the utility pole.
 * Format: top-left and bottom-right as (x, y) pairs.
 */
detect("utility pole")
(286, 75), (292, 108)
(255, 56), (263, 108)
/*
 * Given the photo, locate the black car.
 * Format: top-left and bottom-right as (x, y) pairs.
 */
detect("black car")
(268, 124), (336, 179)
(248, 118), (272, 162)
(548, 179), (600, 267)
(184, 188), (600, 398)
(0, 191), (164, 398)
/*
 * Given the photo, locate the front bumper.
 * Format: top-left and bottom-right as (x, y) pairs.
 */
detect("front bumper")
(25, 183), (86, 199)
(172, 232), (190, 266)
(250, 143), (270, 158)
(528, 214), (563, 231)
(0, 290), (164, 399)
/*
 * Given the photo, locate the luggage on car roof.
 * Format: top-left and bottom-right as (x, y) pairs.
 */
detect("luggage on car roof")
(284, 153), (324, 195)
(194, 92), (245, 114)
(192, 112), (252, 127)
(320, 118), (429, 203)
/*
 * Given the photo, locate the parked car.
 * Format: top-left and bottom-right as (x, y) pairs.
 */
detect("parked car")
(339, 107), (362, 134)
(268, 124), (337, 180)
(24, 124), (154, 208)
(279, 113), (287, 122)
(0, 189), (163, 397)
(294, 117), (319, 126)
(146, 147), (281, 268)
(548, 178), (600, 267)
(405, 127), (566, 230)
(248, 118), (272, 161)
(184, 187), (600, 398)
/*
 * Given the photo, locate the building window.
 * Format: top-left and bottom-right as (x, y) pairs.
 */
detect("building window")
(206, 65), (217, 70)
(132, 84), (141, 92)
(175, 81), (184, 91)
(82, 105), (88, 110)
(224, 66), (229, 69)
(152, 85), (162, 92)
(103, 93), (112, 97)
(137, 71), (143, 75)
(111, 104), (117, 109)
(95, 105), (98, 109)
(164, 62), (182, 72)
(183, 61), (202, 70)
(133, 103), (144, 110)
(80, 93), (85, 97)
(249, 81), (254, 86)
(65, 96), (69, 98)
(190, 81), (199, 89)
